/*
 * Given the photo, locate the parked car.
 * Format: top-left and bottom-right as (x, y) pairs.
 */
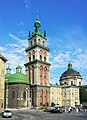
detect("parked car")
(2, 109), (12, 118)
(44, 107), (51, 112)
(50, 108), (62, 113)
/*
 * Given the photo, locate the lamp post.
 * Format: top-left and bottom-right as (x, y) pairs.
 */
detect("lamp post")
(26, 87), (31, 108)
(5, 79), (9, 109)
(64, 86), (66, 112)
(63, 83), (68, 112)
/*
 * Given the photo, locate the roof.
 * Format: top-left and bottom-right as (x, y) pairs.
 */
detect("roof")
(60, 69), (81, 78)
(0, 53), (7, 62)
(60, 63), (81, 80)
(5, 73), (12, 80)
(5, 73), (29, 84)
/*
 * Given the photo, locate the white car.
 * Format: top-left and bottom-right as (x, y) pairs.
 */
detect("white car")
(2, 109), (12, 118)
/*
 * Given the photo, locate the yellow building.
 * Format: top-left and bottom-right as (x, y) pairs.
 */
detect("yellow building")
(50, 85), (62, 106)
(0, 53), (7, 112)
(50, 63), (81, 109)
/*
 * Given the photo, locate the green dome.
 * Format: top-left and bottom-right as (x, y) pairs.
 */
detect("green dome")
(16, 65), (22, 69)
(34, 16), (41, 28)
(8, 73), (29, 84)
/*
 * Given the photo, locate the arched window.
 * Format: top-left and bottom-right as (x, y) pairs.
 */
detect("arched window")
(38, 39), (40, 45)
(40, 66), (43, 85)
(34, 39), (36, 44)
(1, 103), (3, 108)
(29, 57), (31, 61)
(12, 91), (15, 99)
(44, 90), (47, 105)
(44, 52), (47, 62)
(44, 57), (46, 62)
(71, 81), (73, 85)
(44, 67), (47, 85)
(32, 89), (34, 106)
(32, 50), (35, 60)
(31, 41), (32, 46)
(28, 52), (31, 62)
(79, 81), (81, 86)
(40, 89), (43, 106)
(32, 66), (34, 84)
(28, 52), (31, 57)
(23, 91), (26, 100)
(32, 50), (35, 55)
(40, 55), (42, 61)
(28, 67), (31, 82)
(33, 55), (35, 61)
(43, 41), (45, 47)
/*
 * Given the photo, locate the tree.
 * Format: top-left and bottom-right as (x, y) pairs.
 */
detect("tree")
(80, 86), (87, 103)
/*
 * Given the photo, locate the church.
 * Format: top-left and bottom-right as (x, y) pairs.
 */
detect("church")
(4, 15), (82, 110)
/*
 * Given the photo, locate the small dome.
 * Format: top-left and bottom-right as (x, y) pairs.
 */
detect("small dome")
(60, 63), (81, 79)
(16, 65), (22, 69)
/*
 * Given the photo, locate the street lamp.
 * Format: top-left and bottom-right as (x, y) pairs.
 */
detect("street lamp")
(26, 87), (31, 108)
(63, 83), (68, 112)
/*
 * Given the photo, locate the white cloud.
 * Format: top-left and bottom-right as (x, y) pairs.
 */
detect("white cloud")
(0, 46), (5, 52)
(50, 48), (87, 70)
(2, 33), (29, 74)
(24, 0), (31, 9)
(8, 33), (21, 41)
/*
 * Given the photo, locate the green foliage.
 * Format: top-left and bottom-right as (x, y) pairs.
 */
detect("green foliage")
(80, 86), (87, 103)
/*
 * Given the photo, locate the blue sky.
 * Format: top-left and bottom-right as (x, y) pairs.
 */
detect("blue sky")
(0, 0), (87, 84)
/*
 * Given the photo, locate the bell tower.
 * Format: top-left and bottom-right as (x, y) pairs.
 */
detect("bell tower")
(24, 15), (51, 107)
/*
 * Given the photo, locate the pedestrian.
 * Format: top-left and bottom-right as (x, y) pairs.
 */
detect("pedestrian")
(84, 109), (87, 114)
(36, 106), (38, 112)
(68, 107), (71, 113)
(76, 108), (79, 114)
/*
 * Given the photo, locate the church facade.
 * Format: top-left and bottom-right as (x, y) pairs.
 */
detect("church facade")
(4, 16), (82, 109)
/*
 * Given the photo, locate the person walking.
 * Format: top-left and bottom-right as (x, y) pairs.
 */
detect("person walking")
(84, 109), (87, 114)
(76, 108), (79, 114)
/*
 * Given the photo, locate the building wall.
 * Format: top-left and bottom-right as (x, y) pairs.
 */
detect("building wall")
(50, 85), (80, 108)
(31, 85), (50, 107)
(60, 77), (82, 86)
(62, 86), (80, 107)
(50, 86), (62, 107)
(7, 84), (31, 109)
(0, 56), (6, 112)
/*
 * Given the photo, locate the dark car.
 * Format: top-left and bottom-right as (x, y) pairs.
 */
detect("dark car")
(44, 107), (52, 112)
(50, 108), (62, 113)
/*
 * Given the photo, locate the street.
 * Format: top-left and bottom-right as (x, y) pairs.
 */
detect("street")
(0, 110), (87, 120)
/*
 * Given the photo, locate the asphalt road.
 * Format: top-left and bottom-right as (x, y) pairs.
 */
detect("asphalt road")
(0, 110), (87, 120)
